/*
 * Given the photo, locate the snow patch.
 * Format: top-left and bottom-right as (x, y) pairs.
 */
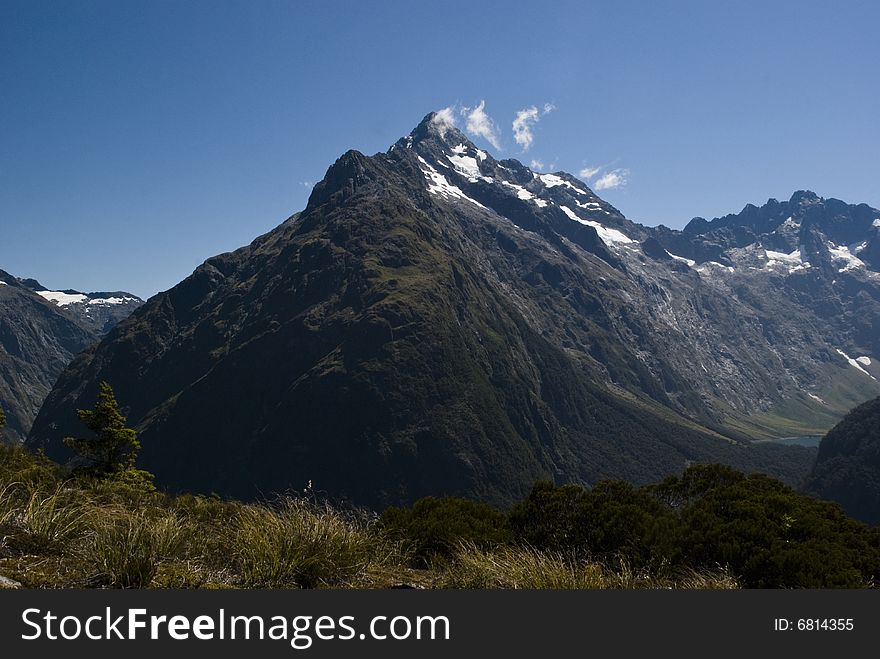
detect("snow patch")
(836, 349), (876, 380)
(779, 216), (800, 230)
(856, 356), (872, 366)
(695, 261), (735, 274)
(502, 181), (535, 201)
(765, 249), (802, 264)
(37, 290), (88, 306)
(559, 206), (634, 246)
(666, 252), (696, 267)
(828, 243), (865, 272)
(475, 149), (487, 161)
(0, 280), (7, 286)
(539, 173), (590, 196)
(501, 181), (548, 207)
(873, 218), (880, 228)
(558, 205), (579, 221)
(89, 296), (136, 306)
(764, 248), (810, 274)
(447, 153), (482, 181)
(450, 144), (467, 155)
(808, 393), (826, 405)
(417, 156), (487, 210)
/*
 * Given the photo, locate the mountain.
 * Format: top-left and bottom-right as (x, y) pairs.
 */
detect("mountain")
(0, 271), (143, 443)
(648, 190), (880, 437)
(804, 397), (880, 524)
(27, 112), (877, 507)
(17, 278), (143, 335)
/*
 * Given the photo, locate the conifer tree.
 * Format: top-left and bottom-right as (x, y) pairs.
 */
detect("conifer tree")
(64, 382), (141, 475)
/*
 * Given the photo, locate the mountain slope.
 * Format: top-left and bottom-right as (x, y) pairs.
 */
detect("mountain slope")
(0, 272), (99, 443)
(804, 397), (880, 524)
(26, 113), (838, 506)
(18, 278), (143, 334)
(0, 271), (143, 444)
(646, 191), (880, 437)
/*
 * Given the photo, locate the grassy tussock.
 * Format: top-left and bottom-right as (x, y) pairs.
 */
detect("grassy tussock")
(208, 498), (396, 588)
(0, 484), (88, 553)
(81, 509), (190, 588)
(442, 544), (739, 589)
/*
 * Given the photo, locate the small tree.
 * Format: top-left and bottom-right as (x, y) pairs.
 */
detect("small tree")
(64, 382), (141, 476)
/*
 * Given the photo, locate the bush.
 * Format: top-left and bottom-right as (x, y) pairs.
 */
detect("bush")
(508, 480), (676, 567)
(381, 496), (511, 565)
(507, 482), (590, 550)
(657, 467), (880, 587)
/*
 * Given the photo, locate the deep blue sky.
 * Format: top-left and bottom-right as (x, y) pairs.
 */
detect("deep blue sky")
(2, 1), (877, 299)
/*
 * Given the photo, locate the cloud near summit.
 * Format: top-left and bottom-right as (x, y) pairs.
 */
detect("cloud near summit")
(593, 168), (629, 190)
(512, 103), (554, 151)
(430, 100), (556, 153)
(462, 101), (501, 150)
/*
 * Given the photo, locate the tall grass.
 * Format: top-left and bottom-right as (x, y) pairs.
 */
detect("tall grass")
(442, 544), (606, 589)
(442, 544), (739, 589)
(80, 509), (190, 588)
(0, 484), (87, 553)
(214, 497), (395, 588)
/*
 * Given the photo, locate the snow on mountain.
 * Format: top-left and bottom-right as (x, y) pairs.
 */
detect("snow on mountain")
(36, 290), (88, 306)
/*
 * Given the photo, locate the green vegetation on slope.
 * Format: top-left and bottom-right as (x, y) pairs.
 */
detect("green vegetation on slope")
(1, 445), (877, 589)
(805, 396), (880, 525)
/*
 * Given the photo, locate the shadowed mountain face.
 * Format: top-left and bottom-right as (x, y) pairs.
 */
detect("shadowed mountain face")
(27, 113), (877, 507)
(0, 272), (143, 444)
(805, 397), (880, 525)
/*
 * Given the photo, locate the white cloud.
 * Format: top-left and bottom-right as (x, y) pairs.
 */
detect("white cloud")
(578, 166), (601, 180)
(593, 168), (629, 191)
(512, 107), (539, 150)
(430, 107), (457, 137)
(530, 159), (545, 171)
(299, 181), (314, 188)
(462, 100), (501, 149)
(512, 102), (555, 151)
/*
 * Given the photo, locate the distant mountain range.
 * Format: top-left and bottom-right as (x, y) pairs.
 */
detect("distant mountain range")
(22, 112), (880, 507)
(0, 272), (142, 442)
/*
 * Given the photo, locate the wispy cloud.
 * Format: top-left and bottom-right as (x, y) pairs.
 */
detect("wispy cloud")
(593, 168), (629, 191)
(530, 159), (545, 171)
(578, 166), (601, 180)
(512, 102), (555, 151)
(299, 181), (314, 188)
(430, 106), (457, 137)
(462, 100), (501, 149)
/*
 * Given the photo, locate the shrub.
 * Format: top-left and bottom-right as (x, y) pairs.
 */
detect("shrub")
(507, 481), (590, 550)
(381, 496), (510, 564)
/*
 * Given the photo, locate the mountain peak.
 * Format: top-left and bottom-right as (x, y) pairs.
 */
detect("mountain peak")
(395, 110), (474, 152)
(789, 190), (821, 205)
